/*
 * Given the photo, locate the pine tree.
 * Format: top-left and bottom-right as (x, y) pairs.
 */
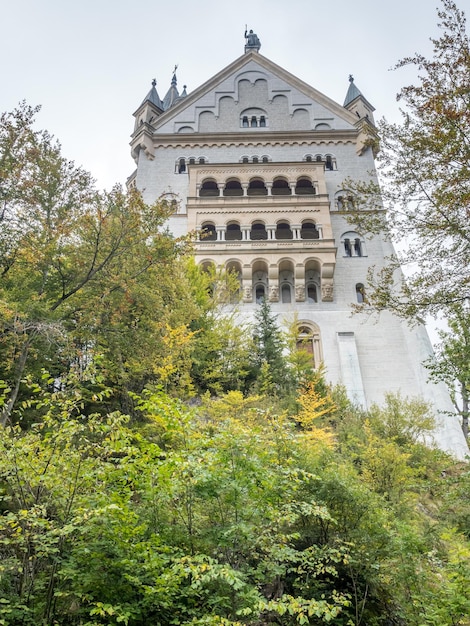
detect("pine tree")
(251, 298), (289, 393)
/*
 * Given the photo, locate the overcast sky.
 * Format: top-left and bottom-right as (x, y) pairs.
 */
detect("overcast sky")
(2, 0), (448, 190)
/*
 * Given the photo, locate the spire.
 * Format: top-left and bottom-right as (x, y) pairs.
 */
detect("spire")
(343, 75), (362, 107)
(140, 78), (163, 110)
(162, 65), (180, 110)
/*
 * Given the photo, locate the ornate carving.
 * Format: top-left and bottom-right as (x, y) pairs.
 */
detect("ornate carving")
(321, 282), (334, 302)
(269, 284), (279, 301)
(295, 285), (305, 301)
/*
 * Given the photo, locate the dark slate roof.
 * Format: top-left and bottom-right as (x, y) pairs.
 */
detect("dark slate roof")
(162, 72), (180, 110)
(141, 79), (163, 109)
(343, 75), (362, 107)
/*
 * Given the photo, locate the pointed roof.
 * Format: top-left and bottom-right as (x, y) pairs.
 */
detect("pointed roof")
(162, 70), (180, 110)
(343, 75), (362, 107)
(140, 78), (163, 109)
(343, 75), (375, 112)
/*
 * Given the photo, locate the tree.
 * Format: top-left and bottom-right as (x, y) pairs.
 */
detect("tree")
(0, 103), (209, 422)
(251, 298), (289, 393)
(347, 0), (470, 321)
(425, 303), (470, 439)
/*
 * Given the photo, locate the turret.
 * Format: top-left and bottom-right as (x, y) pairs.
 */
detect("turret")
(344, 75), (378, 155)
(132, 79), (163, 133)
(343, 75), (375, 125)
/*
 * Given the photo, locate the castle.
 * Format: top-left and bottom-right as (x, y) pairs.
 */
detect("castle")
(128, 31), (468, 459)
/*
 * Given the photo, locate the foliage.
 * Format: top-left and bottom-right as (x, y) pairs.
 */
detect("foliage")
(345, 0), (470, 321)
(251, 299), (291, 394)
(0, 380), (469, 625)
(425, 303), (470, 439)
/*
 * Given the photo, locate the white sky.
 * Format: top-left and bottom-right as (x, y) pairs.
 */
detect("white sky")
(2, 0), (446, 190)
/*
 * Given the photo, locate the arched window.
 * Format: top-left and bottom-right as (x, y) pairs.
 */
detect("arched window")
(199, 157), (206, 165)
(226, 222), (242, 241)
(250, 222), (267, 240)
(200, 222), (217, 241)
(251, 116), (258, 127)
(335, 191), (355, 211)
(342, 231), (367, 257)
(305, 155), (313, 162)
(356, 283), (366, 303)
(252, 156), (259, 164)
(300, 221), (319, 239)
(281, 284), (292, 303)
(295, 178), (316, 195)
(199, 179), (219, 197)
(272, 178), (291, 196)
(256, 285), (265, 303)
(275, 221), (293, 240)
(307, 285), (317, 303)
(247, 179), (267, 196)
(325, 155), (334, 170)
(223, 179), (243, 196)
(260, 115), (266, 127)
(242, 116), (249, 127)
(296, 323), (323, 368)
(177, 158), (186, 173)
(261, 155), (269, 163)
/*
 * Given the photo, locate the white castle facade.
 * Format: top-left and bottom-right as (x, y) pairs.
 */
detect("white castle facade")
(128, 33), (468, 459)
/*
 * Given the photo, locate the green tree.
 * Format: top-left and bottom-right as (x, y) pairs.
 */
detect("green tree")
(251, 298), (290, 394)
(346, 0), (470, 321)
(425, 303), (470, 439)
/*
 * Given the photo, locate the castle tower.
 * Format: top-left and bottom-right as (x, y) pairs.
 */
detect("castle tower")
(129, 32), (468, 459)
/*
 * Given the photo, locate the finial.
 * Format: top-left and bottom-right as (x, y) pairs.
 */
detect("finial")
(152, 78), (156, 87)
(349, 74), (354, 83)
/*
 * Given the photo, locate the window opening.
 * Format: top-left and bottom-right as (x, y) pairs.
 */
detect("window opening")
(281, 284), (292, 303)
(354, 238), (362, 257)
(300, 222), (319, 240)
(325, 155), (333, 170)
(307, 285), (317, 303)
(199, 180), (219, 197)
(250, 116), (258, 127)
(259, 116), (266, 127)
(250, 222), (267, 240)
(356, 283), (366, 303)
(247, 179), (267, 196)
(201, 223), (217, 241)
(256, 285), (265, 303)
(272, 179), (291, 196)
(226, 223), (242, 241)
(344, 239), (352, 257)
(242, 116), (249, 127)
(295, 178), (315, 195)
(275, 222), (293, 240)
(178, 158), (186, 173)
(223, 180), (243, 196)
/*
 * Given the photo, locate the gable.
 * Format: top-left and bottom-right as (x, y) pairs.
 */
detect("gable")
(152, 52), (357, 135)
